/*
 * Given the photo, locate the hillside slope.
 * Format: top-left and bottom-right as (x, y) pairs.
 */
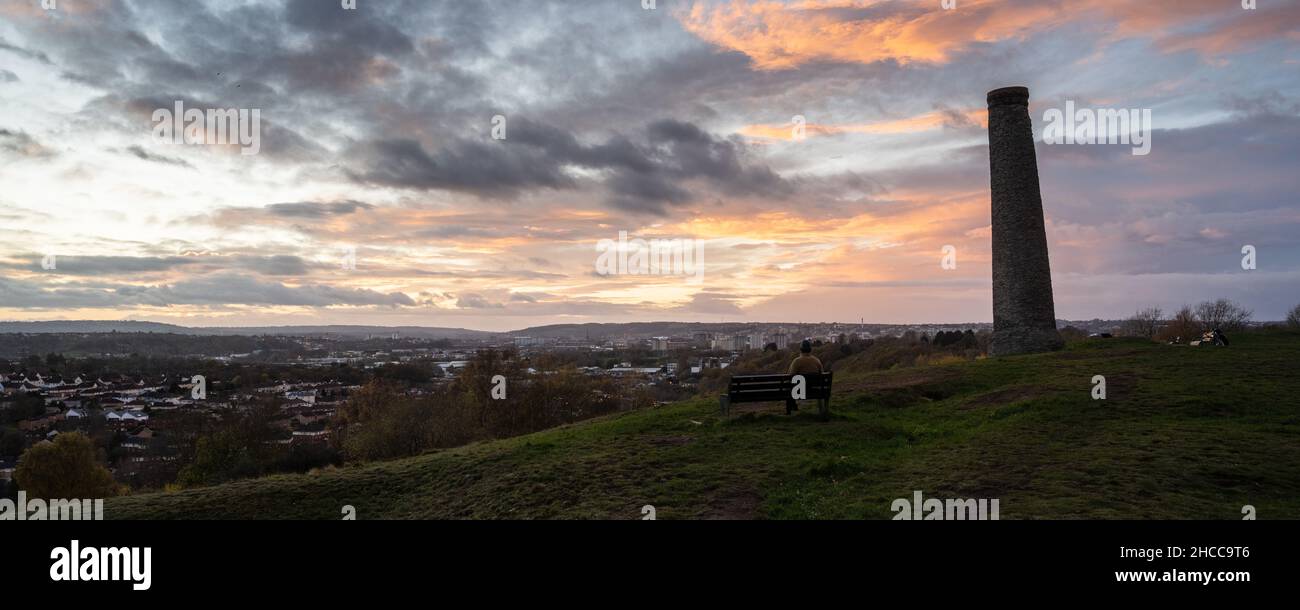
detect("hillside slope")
(108, 333), (1300, 519)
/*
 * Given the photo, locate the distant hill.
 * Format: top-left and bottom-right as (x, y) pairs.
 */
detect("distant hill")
(107, 330), (1300, 519)
(196, 325), (498, 340)
(0, 321), (497, 340)
(510, 322), (760, 339)
(0, 321), (191, 334)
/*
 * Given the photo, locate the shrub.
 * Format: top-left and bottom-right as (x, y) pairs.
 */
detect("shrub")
(1059, 326), (1088, 343)
(175, 404), (285, 487)
(1122, 306), (1163, 339)
(1157, 306), (1200, 342)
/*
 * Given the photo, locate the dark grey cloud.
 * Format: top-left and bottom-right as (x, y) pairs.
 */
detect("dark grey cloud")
(9, 0), (803, 217)
(238, 255), (313, 276)
(410, 225), (514, 240)
(0, 254), (313, 277)
(0, 38), (53, 65)
(123, 274), (415, 307)
(284, 0), (411, 47)
(347, 118), (794, 215)
(116, 94), (327, 161)
(0, 69), (18, 83)
(0, 129), (54, 158)
(0, 273), (414, 308)
(121, 144), (194, 168)
(455, 293), (505, 309)
(393, 268), (567, 282)
(346, 136), (577, 197)
(265, 201), (375, 219)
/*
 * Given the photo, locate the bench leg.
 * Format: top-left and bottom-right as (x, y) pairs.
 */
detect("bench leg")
(719, 395), (731, 416)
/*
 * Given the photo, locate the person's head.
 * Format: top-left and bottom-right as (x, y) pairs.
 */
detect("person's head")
(800, 339), (812, 354)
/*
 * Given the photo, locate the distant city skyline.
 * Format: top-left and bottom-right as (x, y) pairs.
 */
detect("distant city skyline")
(2, 1), (1298, 331)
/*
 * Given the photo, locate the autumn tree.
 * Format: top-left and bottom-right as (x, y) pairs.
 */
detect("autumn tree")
(15, 432), (118, 499)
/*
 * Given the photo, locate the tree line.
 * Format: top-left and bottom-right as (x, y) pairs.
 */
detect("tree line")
(1120, 298), (1297, 341)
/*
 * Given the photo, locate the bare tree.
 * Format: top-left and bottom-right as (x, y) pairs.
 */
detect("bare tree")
(1123, 306), (1163, 339)
(1288, 303), (1300, 329)
(1194, 298), (1253, 332)
(1158, 305), (1199, 342)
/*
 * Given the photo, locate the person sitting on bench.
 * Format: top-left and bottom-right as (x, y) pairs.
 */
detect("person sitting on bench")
(786, 339), (823, 412)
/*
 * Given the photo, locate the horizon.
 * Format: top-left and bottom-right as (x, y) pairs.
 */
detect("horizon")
(0, 314), (1277, 337)
(3, 1), (1298, 329)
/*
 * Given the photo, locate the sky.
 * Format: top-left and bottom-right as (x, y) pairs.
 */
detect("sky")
(0, 0), (1297, 332)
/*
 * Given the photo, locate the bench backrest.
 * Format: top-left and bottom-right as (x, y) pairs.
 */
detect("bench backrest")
(727, 372), (832, 403)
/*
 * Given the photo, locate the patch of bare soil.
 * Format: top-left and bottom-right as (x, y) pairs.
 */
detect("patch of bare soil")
(839, 367), (962, 394)
(727, 401), (793, 415)
(644, 435), (694, 447)
(960, 385), (1053, 409)
(1055, 348), (1146, 361)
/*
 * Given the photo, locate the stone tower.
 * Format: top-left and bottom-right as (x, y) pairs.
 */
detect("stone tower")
(987, 86), (1064, 356)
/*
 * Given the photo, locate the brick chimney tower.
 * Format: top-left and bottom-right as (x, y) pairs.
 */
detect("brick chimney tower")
(987, 86), (1064, 356)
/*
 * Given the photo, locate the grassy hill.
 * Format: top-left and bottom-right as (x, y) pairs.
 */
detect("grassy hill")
(108, 332), (1300, 519)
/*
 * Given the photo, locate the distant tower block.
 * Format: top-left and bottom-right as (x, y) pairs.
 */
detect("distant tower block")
(987, 86), (1064, 356)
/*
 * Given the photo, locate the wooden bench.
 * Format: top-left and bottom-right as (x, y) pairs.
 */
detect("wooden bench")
(720, 372), (833, 418)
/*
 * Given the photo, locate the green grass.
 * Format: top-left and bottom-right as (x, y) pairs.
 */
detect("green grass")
(108, 331), (1300, 519)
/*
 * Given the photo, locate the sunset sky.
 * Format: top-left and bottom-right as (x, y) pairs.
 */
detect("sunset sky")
(1, 0), (1297, 331)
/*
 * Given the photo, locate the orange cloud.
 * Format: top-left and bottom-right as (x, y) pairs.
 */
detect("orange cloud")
(658, 188), (991, 299)
(675, 0), (1071, 69)
(676, 0), (1296, 69)
(1155, 7), (1300, 58)
(741, 108), (986, 140)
